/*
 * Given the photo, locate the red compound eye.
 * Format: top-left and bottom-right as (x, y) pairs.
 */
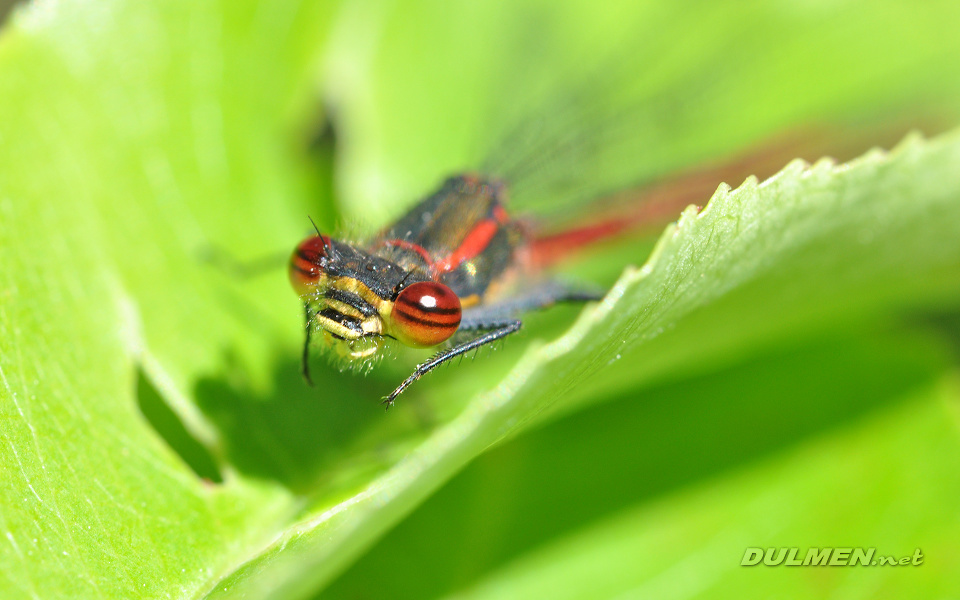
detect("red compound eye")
(390, 281), (462, 347)
(289, 235), (328, 295)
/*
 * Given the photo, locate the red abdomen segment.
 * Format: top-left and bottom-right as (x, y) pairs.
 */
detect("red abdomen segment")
(289, 235), (327, 296)
(390, 281), (462, 347)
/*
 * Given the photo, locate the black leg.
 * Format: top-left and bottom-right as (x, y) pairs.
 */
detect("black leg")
(301, 302), (315, 386)
(382, 320), (522, 408)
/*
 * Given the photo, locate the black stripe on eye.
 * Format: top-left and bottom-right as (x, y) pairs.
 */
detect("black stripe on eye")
(393, 308), (461, 328)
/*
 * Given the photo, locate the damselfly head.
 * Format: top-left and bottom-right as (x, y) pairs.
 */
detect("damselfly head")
(290, 233), (388, 355)
(289, 232), (463, 370)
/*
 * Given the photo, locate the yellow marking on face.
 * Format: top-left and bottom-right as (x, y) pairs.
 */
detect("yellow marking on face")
(332, 276), (394, 315)
(311, 275), (392, 343)
(315, 314), (363, 340)
(324, 298), (366, 321)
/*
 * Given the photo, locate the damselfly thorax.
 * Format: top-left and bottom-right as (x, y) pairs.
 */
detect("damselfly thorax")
(289, 174), (600, 406)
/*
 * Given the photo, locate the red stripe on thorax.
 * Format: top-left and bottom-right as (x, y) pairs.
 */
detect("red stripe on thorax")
(379, 239), (435, 267)
(432, 218), (499, 274)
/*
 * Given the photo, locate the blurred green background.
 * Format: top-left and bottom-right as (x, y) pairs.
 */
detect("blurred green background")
(1, 1), (960, 599)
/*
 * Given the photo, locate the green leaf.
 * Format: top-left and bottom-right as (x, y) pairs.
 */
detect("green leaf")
(441, 379), (960, 599)
(2, 1), (960, 599)
(209, 129), (960, 599)
(322, 331), (957, 598)
(0, 1), (334, 598)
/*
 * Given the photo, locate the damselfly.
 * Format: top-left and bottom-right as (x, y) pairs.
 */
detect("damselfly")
(290, 174), (605, 407)
(281, 0), (928, 408)
(288, 126), (858, 406)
